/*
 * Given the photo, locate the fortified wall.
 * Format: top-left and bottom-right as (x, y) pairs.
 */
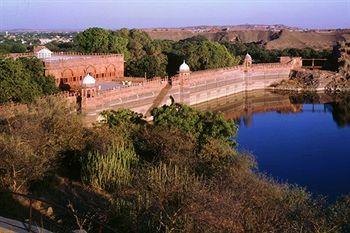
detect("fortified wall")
(81, 57), (302, 122)
(43, 52), (124, 88)
(164, 63), (294, 106)
(1, 49), (125, 89)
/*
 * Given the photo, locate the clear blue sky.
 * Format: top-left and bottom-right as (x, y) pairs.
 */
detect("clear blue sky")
(0, 0), (349, 30)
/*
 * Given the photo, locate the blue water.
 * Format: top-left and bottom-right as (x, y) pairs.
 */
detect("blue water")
(237, 103), (350, 199)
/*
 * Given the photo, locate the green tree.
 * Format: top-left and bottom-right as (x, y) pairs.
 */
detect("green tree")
(114, 29), (168, 78)
(169, 37), (240, 75)
(45, 41), (76, 52)
(19, 57), (59, 95)
(108, 33), (129, 58)
(0, 58), (41, 103)
(0, 96), (83, 191)
(0, 58), (58, 103)
(151, 104), (237, 147)
(0, 39), (27, 54)
(100, 108), (145, 128)
(74, 27), (110, 53)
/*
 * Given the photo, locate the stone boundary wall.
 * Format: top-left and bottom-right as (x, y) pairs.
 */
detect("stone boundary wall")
(44, 54), (124, 87)
(162, 63), (292, 106)
(82, 62), (296, 121)
(82, 78), (168, 122)
(0, 52), (125, 88)
(0, 52), (123, 59)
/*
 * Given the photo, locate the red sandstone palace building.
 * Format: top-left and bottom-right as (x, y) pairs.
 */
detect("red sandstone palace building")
(33, 46), (124, 89)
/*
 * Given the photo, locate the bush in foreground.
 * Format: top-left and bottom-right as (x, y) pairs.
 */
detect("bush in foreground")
(0, 100), (349, 232)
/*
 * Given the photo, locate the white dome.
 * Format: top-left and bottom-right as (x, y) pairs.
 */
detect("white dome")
(179, 60), (190, 73)
(245, 53), (252, 61)
(82, 73), (96, 86)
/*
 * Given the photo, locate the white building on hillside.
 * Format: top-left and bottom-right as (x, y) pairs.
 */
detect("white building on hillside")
(35, 46), (53, 59)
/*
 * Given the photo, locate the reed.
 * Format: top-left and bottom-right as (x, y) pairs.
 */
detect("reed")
(81, 144), (138, 191)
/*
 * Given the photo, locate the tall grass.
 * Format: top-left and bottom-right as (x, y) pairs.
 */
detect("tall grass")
(81, 144), (138, 191)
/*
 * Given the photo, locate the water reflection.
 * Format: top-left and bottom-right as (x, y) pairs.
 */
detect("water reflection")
(328, 94), (350, 128)
(288, 91), (350, 128)
(194, 90), (350, 128)
(194, 90), (350, 198)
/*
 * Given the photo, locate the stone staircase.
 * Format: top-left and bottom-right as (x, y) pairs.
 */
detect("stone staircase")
(145, 83), (172, 117)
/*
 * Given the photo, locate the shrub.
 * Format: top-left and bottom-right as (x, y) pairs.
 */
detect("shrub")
(0, 96), (84, 191)
(81, 144), (138, 191)
(0, 57), (58, 104)
(100, 109), (145, 129)
(134, 125), (197, 163)
(151, 104), (237, 148)
(128, 163), (202, 233)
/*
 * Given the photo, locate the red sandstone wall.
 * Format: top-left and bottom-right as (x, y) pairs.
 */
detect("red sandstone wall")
(82, 61), (296, 120)
(44, 54), (124, 88)
(82, 78), (167, 121)
(164, 63), (292, 106)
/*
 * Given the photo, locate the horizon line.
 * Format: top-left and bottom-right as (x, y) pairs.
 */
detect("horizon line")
(2, 23), (350, 32)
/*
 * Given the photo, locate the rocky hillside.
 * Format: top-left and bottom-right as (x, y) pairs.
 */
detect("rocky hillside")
(145, 28), (350, 50)
(265, 30), (350, 50)
(271, 42), (350, 91)
(339, 41), (350, 78)
(146, 29), (276, 43)
(270, 69), (343, 91)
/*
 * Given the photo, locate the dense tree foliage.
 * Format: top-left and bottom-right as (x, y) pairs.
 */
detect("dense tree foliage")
(74, 28), (167, 78)
(74, 28), (242, 77)
(74, 27), (110, 53)
(168, 36), (240, 75)
(151, 103), (237, 147)
(45, 41), (76, 52)
(74, 27), (337, 78)
(0, 57), (58, 103)
(0, 39), (27, 54)
(221, 41), (333, 66)
(0, 99), (350, 232)
(100, 108), (145, 128)
(112, 29), (168, 78)
(0, 97), (83, 191)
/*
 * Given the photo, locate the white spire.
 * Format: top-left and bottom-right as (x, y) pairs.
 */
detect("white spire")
(82, 73), (96, 87)
(245, 53), (252, 61)
(179, 60), (190, 73)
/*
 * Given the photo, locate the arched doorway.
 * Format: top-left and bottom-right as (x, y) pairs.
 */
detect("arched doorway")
(62, 69), (74, 85)
(106, 64), (116, 79)
(85, 65), (97, 77)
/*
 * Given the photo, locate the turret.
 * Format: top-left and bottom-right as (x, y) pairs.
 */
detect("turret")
(244, 53), (252, 70)
(178, 60), (191, 76)
(81, 73), (97, 98)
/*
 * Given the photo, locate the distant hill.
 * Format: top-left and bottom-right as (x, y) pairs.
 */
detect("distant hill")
(265, 29), (350, 50)
(144, 27), (350, 50)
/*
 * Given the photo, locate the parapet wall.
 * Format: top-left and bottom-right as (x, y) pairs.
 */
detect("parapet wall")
(82, 60), (299, 121)
(82, 78), (167, 122)
(44, 53), (124, 88)
(1, 52), (125, 89)
(163, 63), (292, 106)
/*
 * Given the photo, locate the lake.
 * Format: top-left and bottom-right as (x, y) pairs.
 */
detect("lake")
(194, 90), (350, 199)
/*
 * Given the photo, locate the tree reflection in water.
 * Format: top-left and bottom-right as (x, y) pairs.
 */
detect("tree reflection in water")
(194, 90), (350, 128)
(288, 91), (350, 128)
(328, 92), (350, 127)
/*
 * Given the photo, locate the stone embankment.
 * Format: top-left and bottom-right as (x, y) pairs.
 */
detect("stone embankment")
(82, 61), (299, 123)
(269, 69), (349, 92)
(270, 69), (350, 92)
(271, 41), (350, 92)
